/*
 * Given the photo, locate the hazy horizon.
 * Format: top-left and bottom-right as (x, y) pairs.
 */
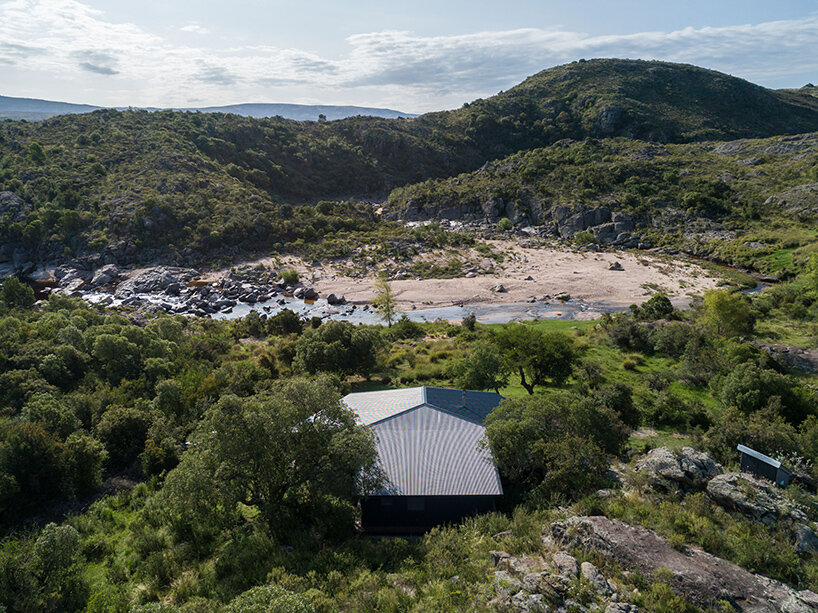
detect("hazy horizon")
(2, 0), (817, 114)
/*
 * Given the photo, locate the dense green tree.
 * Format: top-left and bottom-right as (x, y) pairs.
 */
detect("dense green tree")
(452, 343), (508, 392)
(716, 362), (807, 423)
(0, 422), (65, 523)
(0, 277), (35, 309)
(95, 406), (152, 467)
(295, 321), (379, 377)
(21, 393), (79, 439)
(700, 290), (755, 337)
(484, 392), (628, 502)
(160, 379), (381, 539)
(594, 382), (640, 429)
(267, 309), (303, 336)
(92, 334), (141, 384)
(632, 293), (675, 320)
(493, 325), (575, 394)
(63, 431), (108, 496)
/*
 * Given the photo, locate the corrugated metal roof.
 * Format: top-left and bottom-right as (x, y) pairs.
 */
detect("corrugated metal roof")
(372, 405), (502, 496)
(342, 386), (503, 426)
(342, 387), (426, 426)
(342, 387), (504, 497)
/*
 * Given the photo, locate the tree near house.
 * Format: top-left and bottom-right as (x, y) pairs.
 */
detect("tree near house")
(492, 325), (575, 394)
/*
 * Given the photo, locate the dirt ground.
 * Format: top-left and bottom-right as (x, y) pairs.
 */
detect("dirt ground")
(276, 240), (722, 311)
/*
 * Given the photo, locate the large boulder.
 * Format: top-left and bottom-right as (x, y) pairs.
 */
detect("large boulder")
(89, 264), (120, 288)
(115, 267), (198, 297)
(796, 524), (818, 555)
(551, 515), (818, 612)
(706, 472), (808, 526)
(634, 446), (722, 491)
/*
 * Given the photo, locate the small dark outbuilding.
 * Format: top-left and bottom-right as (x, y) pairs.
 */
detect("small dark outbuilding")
(737, 444), (792, 487)
(343, 386), (504, 534)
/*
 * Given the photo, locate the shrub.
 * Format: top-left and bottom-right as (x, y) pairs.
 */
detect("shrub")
(497, 217), (513, 231)
(573, 230), (595, 244)
(224, 585), (314, 613)
(280, 269), (299, 285)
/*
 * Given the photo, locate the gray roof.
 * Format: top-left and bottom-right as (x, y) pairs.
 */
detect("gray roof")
(342, 387), (504, 497)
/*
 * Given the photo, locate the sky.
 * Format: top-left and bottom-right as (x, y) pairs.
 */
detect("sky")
(1, 0), (818, 113)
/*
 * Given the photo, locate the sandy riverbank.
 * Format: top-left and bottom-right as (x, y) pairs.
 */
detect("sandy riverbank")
(278, 241), (722, 311)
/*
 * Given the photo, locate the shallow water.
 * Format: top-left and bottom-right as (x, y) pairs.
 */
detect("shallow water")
(75, 279), (770, 325)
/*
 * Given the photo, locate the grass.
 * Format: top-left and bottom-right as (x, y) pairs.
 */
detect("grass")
(628, 428), (696, 453)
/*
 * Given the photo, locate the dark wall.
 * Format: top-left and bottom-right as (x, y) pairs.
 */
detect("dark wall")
(740, 453), (792, 486)
(362, 496), (497, 534)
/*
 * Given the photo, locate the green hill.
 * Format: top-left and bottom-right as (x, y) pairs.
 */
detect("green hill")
(386, 133), (818, 275)
(2, 59), (818, 266)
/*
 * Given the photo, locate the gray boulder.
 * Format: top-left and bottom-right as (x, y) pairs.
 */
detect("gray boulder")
(634, 446), (722, 491)
(796, 524), (818, 555)
(606, 604), (639, 613)
(551, 515), (818, 612)
(115, 267), (198, 297)
(90, 264), (120, 287)
(551, 551), (579, 578)
(62, 278), (86, 296)
(707, 472), (808, 526)
(581, 561), (613, 597)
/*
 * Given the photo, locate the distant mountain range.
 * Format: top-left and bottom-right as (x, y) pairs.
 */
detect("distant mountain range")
(0, 95), (416, 121)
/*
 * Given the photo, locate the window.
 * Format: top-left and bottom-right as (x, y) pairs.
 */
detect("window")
(406, 497), (425, 512)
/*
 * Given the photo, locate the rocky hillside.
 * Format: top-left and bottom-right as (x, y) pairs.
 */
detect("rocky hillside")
(386, 133), (818, 274)
(2, 59), (818, 270)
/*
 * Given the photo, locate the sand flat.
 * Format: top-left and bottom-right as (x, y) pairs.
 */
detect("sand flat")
(307, 242), (721, 310)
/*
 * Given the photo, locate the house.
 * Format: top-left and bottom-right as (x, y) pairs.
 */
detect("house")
(737, 444), (793, 487)
(342, 386), (504, 533)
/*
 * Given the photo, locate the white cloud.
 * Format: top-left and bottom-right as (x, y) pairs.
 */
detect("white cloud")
(181, 23), (209, 35)
(1, 0), (817, 112)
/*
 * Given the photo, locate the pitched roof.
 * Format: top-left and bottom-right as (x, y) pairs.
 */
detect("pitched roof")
(342, 386), (503, 426)
(342, 387), (504, 497)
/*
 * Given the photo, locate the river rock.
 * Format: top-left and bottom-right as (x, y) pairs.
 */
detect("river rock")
(551, 515), (818, 612)
(90, 264), (120, 287)
(62, 278), (86, 296)
(634, 447), (722, 491)
(327, 293), (346, 305)
(609, 261), (624, 271)
(492, 284), (507, 293)
(115, 266), (198, 297)
(707, 472), (808, 526)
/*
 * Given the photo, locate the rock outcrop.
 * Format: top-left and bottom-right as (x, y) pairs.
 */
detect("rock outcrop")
(115, 267), (200, 297)
(633, 446), (722, 491)
(551, 515), (818, 612)
(488, 546), (624, 612)
(706, 472), (809, 526)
